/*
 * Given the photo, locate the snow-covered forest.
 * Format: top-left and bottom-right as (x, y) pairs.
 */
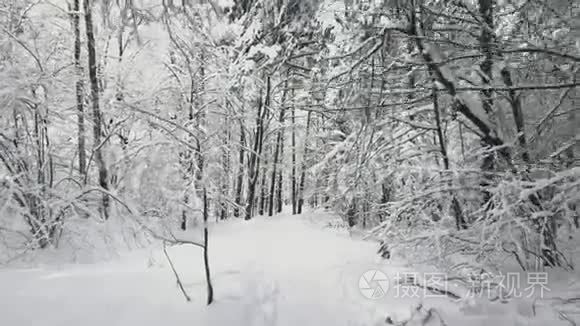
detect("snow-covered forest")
(1, 0), (580, 325)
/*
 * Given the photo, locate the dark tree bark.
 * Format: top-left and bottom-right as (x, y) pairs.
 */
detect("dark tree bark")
(565, 114), (576, 168)
(275, 138), (284, 213)
(33, 98), (52, 246)
(179, 55), (197, 230)
(501, 68), (530, 163)
(478, 0), (497, 205)
(221, 113), (231, 220)
(202, 186), (214, 305)
(297, 111), (312, 214)
(431, 74), (466, 230)
(245, 97), (262, 220)
(268, 129), (282, 216)
(197, 50), (214, 302)
(84, 0), (110, 219)
(276, 83), (288, 214)
(72, 0), (86, 177)
(258, 147), (268, 216)
(478, 0), (494, 115)
(268, 76), (288, 216)
(234, 120), (245, 217)
(245, 78), (269, 220)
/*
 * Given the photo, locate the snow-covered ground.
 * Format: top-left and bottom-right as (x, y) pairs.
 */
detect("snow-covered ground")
(0, 212), (573, 326)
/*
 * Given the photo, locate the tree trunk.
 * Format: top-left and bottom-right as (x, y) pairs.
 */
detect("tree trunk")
(221, 113), (231, 220)
(245, 78), (269, 220)
(432, 74), (466, 230)
(501, 68), (530, 163)
(276, 140), (284, 213)
(258, 147), (268, 216)
(478, 0), (494, 116)
(268, 130), (282, 217)
(202, 186), (214, 305)
(478, 0), (497, 206)
(179, 56), (197, 230)
(234, 121), (245, 217)
(565, 89), (576, 168)
(297, 111), (312, 214)
(33, 98), (52, 247)
(72, 0), (86, 177)
(244, 102), (261, 220)
(268, 77), (288, 216)
(84, 0), (110, 219)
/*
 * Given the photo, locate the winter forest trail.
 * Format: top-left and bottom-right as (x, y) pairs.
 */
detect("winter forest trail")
(0, 212), (557, 326)
(0, 212), (417, 326)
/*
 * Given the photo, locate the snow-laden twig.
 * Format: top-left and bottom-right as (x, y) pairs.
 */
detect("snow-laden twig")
(162, 241), (192, 302)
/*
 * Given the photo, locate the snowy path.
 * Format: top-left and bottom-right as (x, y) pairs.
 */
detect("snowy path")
(0, 213), (410, 325)
(1, 212), (552, 326)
